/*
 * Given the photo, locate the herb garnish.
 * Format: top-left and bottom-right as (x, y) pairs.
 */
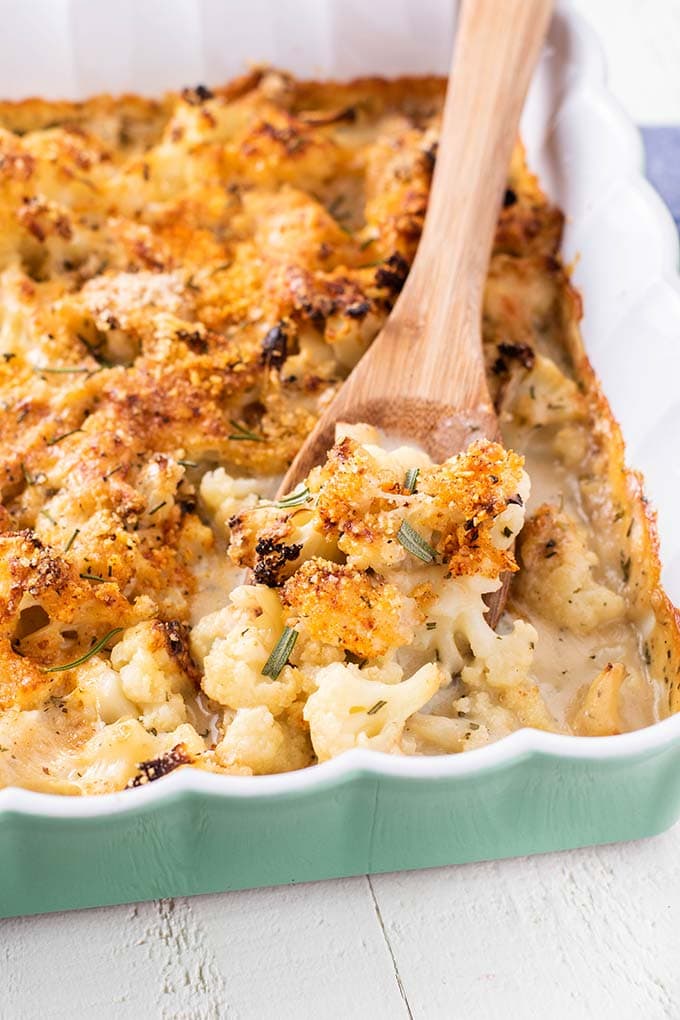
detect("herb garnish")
(148, 501), (167, 516)
(426, 621), (437, 631)
(276, 485), (311, 509)
(228, 419), (265, 443)
(261, 626), (298, 680)
(403, 467), (419, 494)
(47, 427), (83, 447)
(64, 528), (80, 553)
(79, 572), (107, 583)
(178, 459), (199, 468)
(44, 627), (123, 673)
(20, 462), (40, 485)
(396, 520), (437, 563)
(367, 700), (387, 716)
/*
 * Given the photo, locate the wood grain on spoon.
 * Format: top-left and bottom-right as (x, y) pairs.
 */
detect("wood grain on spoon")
(276, 0), (553, 621)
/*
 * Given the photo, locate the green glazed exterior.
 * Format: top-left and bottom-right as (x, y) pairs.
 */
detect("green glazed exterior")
(3, 735), (680, 918)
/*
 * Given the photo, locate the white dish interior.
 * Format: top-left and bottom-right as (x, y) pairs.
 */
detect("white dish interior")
(1, 0), (679, 814)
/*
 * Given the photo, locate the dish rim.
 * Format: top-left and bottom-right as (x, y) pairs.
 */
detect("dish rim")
(2, 0), (680, 819)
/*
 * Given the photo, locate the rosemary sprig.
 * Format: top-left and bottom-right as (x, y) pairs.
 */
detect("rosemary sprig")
(44, 628), (123, 673)
(276, 485), (311, 509)
(228, 419), (265, 443)
(20, 462), (41, 485)
(403, 467), (419, 494)
(396, 520), (437, 563)
(64, 528), (80, 553)
(261, 627), (298, 680)
(47, 427), (83, 447)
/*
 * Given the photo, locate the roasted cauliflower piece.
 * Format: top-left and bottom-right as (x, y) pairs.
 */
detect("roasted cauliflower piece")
(514, 504), (625, 634)
(210, 428), (553, 765)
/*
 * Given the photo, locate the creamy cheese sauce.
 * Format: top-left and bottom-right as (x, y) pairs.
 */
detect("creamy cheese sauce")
(503, 419), (659, 731)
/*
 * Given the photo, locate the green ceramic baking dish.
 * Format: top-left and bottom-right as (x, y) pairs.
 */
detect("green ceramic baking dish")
(2, 1), (680, 917)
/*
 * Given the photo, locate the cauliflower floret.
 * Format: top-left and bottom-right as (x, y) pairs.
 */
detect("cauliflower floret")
(214, 705), (311, 774)
(74, 719), (205, 794)
(512, 354), (586, 427)
(110, 620), (197, 732)
(406, 690), (519, 753)
(514, 503), (625, 634)
(201, 584), (301, 715)
(199, 467), (263, 536)
(303, 661), (444, 761)
(77, 657), (137, 725)
(190, 605), (237, 665)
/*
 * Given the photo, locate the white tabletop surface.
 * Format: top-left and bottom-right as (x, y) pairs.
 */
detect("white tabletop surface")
(4, 2), (680, 1017)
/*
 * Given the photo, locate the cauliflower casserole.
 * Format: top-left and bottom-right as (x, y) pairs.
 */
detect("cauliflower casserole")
(0, 70), (678, 794)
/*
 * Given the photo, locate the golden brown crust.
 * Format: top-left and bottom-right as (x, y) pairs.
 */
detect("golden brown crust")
(0, 68), (676, 793)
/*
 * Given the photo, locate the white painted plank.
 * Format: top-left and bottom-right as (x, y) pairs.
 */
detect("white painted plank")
(191, 876), (411, 1020)
(370, 823), (680, 1020)
(1, 877), (410, 1020)
(2, 898), (228, 1020)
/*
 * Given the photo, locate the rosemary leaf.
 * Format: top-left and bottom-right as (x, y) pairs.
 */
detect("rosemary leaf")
(228, 419), (265, 443)
(79, 572), (107, 583)
(64, 528), (80, 553)
(396, 520), (437, 563)
(367, 699), (387, 716)
(44, 627), (124, 673)
(261, 626), (298, 680)
(47, 427), (83, 447)
(403, 467), (419, 494)
(276, 485), (311, 509)
(148, 501), (167, 516)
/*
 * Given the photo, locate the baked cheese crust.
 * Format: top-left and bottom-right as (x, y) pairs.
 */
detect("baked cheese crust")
(0, 70), (676, 793)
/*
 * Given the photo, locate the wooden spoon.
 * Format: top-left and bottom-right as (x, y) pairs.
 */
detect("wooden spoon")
(276, 0), (553, 620)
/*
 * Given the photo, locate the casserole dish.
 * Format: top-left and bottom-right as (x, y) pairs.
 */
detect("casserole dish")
(2, 0), (680, 917)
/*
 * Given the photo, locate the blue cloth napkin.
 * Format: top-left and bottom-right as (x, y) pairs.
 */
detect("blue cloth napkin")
(641, 127), (680, 232)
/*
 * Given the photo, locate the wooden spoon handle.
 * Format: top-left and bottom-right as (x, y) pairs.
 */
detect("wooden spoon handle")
(277, 0), (552, 490)
(354, 0), (554, 416)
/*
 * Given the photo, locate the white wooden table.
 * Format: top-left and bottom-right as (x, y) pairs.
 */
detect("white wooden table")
(4, 3), (680, 1016)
